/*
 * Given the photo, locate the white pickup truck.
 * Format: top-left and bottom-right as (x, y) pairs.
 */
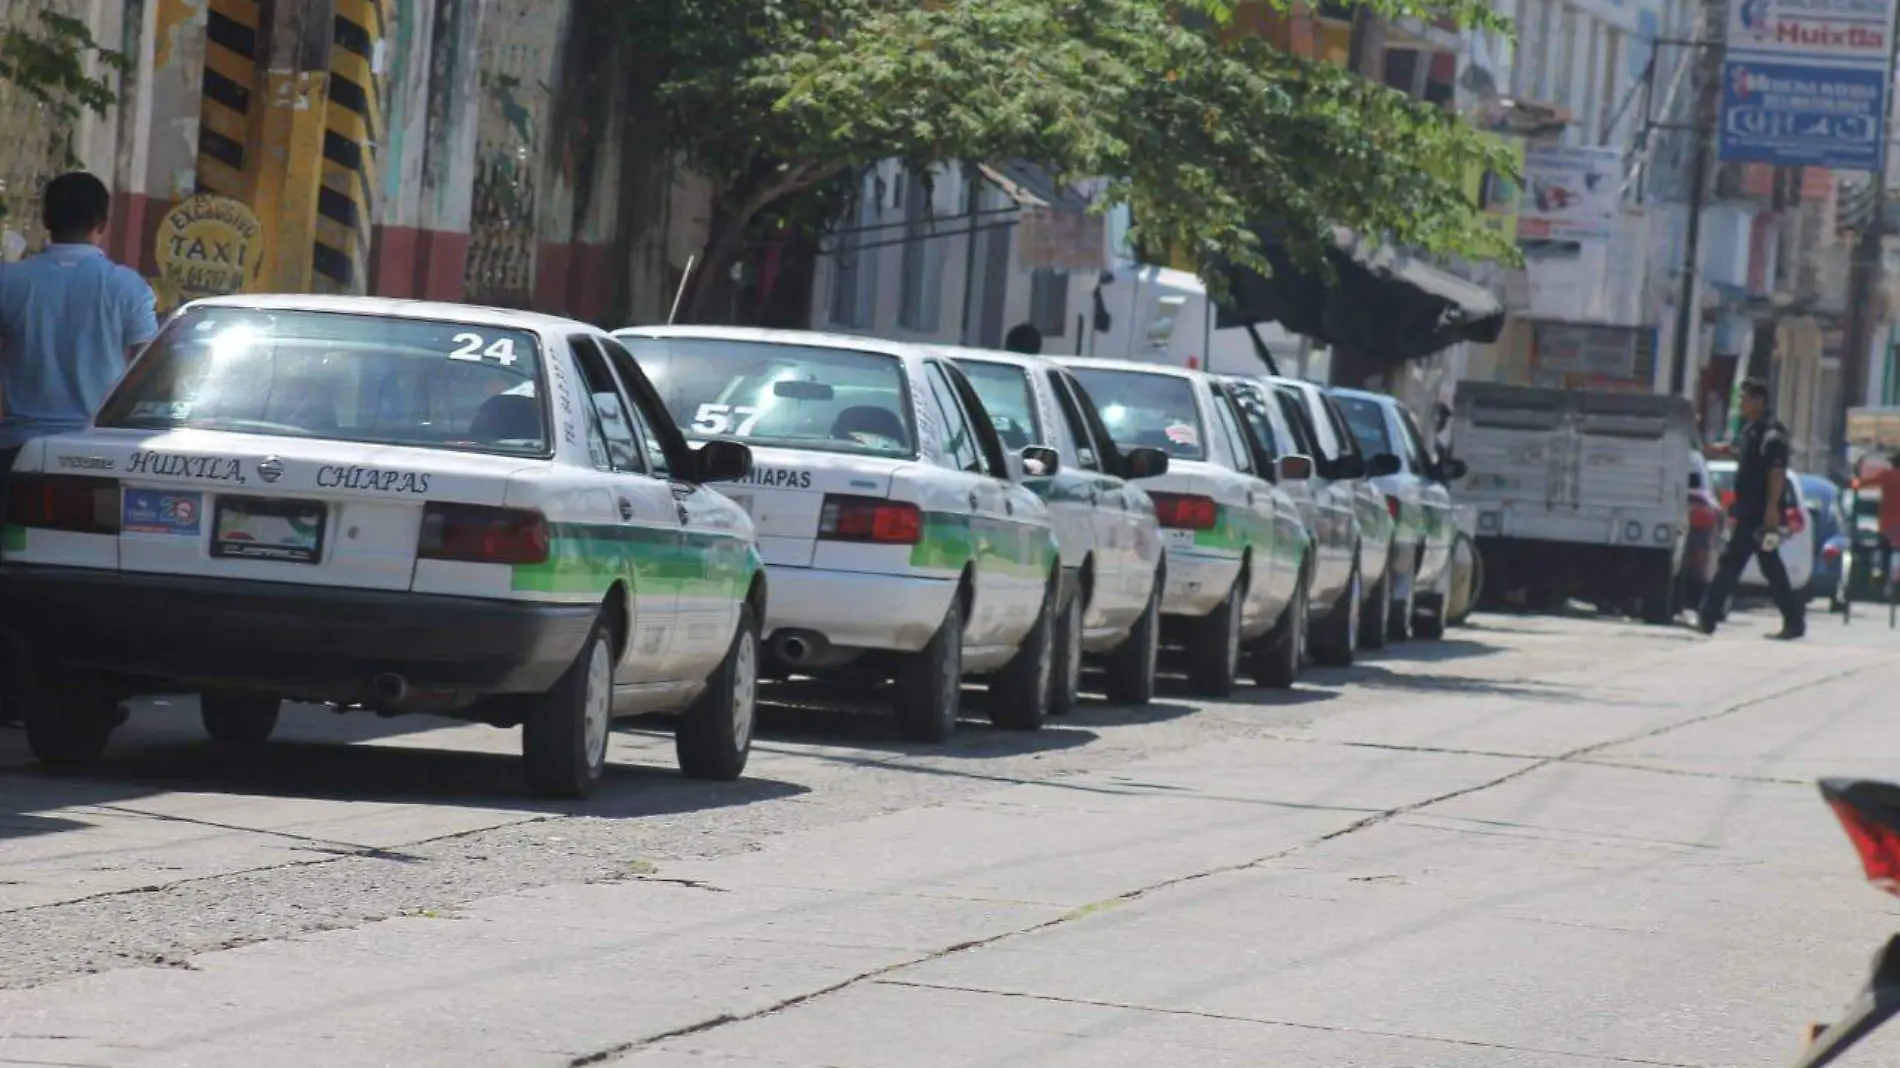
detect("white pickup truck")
(1450, 382), (1697, 623)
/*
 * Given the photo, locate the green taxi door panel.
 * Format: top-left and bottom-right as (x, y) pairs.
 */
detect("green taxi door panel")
(565, 335), (683, 680)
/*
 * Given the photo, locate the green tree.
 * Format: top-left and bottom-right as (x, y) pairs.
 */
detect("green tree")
(0, 9), (128, 188)
(622, 0), (1518, 322)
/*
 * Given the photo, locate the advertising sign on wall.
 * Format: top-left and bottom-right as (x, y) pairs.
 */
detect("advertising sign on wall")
(1530, 321), (1661, 391)
(1516, 146), (1622, 242)
(1717, 0), (1898, 170)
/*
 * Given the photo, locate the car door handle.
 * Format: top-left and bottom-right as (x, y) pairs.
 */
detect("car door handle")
(617, 497), (635, 521)
(675, 503), (689, 525)
(1005, 498), (1015, 516)
(968, 491), (979, 509)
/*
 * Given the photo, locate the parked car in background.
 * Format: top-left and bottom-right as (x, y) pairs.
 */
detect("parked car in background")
(1684, 451), (1724, 608)
(1056, 357), (1312, 695)
(1799, 473), (1845, 602)
(939, 347), (1171, 710)
(1262, 377), (1402, 651)
(1329, 388), (1461, 639)
(2, 296), (766, 799)
(619, 327), (1062, 742)
(1224, 376), (1388, 666)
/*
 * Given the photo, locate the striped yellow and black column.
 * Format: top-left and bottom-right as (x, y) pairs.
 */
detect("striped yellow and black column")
(314, 0), (393, 294)
(195, 0), (264, 203)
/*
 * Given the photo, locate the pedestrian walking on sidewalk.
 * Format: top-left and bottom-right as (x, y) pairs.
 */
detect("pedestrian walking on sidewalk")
(0, 172), (158, 492)
(0, 172), (157, 729)
(1698, 378), (1805, 640)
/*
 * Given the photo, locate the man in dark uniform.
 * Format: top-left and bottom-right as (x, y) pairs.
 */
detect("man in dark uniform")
(1698, 378), (1804, 639)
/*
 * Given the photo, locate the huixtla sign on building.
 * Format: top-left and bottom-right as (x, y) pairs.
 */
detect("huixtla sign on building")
(152, 195), (265, 309)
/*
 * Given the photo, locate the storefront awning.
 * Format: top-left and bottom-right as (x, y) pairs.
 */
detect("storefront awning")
(1214, 227), (1506, 364)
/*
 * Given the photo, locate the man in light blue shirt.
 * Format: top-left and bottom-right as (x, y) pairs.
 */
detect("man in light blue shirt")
(0, 171), (160, 468)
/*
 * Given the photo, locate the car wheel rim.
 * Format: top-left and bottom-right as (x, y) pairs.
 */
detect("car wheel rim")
(1347, 570), (1361, 646)
(941, 624), (962, 716)
(1065, 600), (1082, 697)
(1036, 609), (1054, 706)
(731, 629), (758, 750)
(583, 636), (612, 773)
(1225, 588), (1242, 671)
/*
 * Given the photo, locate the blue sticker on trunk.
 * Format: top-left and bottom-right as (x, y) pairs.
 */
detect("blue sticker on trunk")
(122, 489), (202, 536)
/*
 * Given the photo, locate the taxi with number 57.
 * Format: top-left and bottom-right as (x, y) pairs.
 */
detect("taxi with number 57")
(0, 295), (765, 799)
(616, 327), (1064, 741)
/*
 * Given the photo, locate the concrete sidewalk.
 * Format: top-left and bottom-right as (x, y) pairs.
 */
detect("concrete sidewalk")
(0, 619), (1891, 1068)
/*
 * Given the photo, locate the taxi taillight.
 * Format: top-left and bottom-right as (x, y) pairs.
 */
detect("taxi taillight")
(1149, 492), (1218, 531)
(418, 503), (549, 565)
(7, 474), (120, 535)
(817, 494), (921, 544)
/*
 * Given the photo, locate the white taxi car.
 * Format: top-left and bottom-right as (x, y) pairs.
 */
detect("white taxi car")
(1054, 358), (1312, 696)
(1330, 388), (1463, 640)
(937, 346), (1170, 710)
(615, 327), (1063, 741)
(0, 296), (764, 800)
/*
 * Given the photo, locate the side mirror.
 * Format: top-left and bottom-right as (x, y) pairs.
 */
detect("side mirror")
(1019, 444), (1060, 477)
(1277, 454), (1314, 482)
(1333, 453), (1366, 480)
(1366, 453), (1402, 478)
(1437, 457), (1469, 482)
(696, 438), (753, 483)
(1122, 446), (1170, 480)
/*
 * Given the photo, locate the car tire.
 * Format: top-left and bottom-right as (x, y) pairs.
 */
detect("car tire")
(201, 694), (281, 747)
(1186, 576), (1245, 698)
(523, 616), (616, 800)
(895, 595), (964, 743)
(989, 581), (1055, 731)
(1359, 569), (1390, 651)
(22, 668), (117, 769)
(1253, 573), (1308, 687)
(675, 603), (759, 781)
(1103, 578), (1160, 706)
(1311, 560), (1360, 667)
(1048, 586), (1083, 717)
(1388, 559), (1417, 643)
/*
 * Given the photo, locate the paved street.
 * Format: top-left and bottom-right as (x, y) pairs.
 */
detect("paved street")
(1, 606), (1896, 1067)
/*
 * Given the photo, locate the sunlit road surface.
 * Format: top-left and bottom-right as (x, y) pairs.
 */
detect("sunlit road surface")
(1, 605), (1895, 1067)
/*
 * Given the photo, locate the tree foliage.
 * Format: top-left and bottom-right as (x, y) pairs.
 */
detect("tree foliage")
(0, 10), (128, 178)
(623, 0), (1519, 320)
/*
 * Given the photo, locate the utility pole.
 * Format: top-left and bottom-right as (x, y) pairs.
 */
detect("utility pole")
(1668, 0), (1725, 399)
(252, 0), (335, 294)
(1833, 18), (1900, 471)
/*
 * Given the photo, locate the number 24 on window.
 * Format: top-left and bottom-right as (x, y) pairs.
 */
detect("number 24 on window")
(693, 403), (763, 435)
(448, 333), (519, 366)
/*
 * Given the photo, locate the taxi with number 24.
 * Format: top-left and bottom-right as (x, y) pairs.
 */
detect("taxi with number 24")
(0, 295), (764, 800)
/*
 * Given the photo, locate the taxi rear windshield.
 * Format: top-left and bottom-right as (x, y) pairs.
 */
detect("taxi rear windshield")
(98, 307), (549, 457)
(1068, 368), (1205, 460)
(1332, 395), (1394, 457)
(622, 336), (915, 457)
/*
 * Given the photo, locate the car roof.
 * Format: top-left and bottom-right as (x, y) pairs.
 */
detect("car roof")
(1329, 386), (1392, 405)
(616, 325), (923, 362)
(1056, 356), (1203, 382)
(182, 294), (591, 335)
(925, 345), (1052, 372)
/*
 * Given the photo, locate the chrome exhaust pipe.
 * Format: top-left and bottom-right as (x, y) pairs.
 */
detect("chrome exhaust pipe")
(775, 634), (811, 663)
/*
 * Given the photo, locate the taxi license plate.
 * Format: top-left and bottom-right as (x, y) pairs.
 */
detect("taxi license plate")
(210, 496), (327, 564)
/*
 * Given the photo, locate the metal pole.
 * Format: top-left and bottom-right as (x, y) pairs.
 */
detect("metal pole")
(1833, 11), (1900, 471)
(1633, 54), (1657, 206)
(1668, 0), (1723, 398)
(957, 176), (980, 345)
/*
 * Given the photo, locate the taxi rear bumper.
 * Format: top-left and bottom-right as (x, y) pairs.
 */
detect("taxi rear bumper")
(763, 565), (958, 656)
(1161, 549), (1241, 618)
(0, 565), (597, 703)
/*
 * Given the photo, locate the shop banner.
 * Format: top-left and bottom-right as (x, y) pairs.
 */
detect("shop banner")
(1517, 146), (1622, 242)
(1717, 0), (1898, 170)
